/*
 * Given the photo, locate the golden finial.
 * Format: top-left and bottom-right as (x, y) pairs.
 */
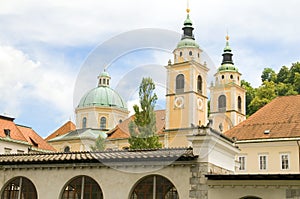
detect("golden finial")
(186, 0), (190, 13)
(226, 29), (230, 41)
(226, 35), (230, 41)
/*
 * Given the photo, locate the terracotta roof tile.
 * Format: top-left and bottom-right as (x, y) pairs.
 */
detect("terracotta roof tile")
(45, 121), (76, 141)
(17, 125), (55, 152)
(224, 95), (300, 140)
(0, 147), (196, 165)
(108, 110), (165, 140)
(0, 115), (27, 142)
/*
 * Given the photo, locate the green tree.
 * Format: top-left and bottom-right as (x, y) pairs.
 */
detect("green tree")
(293, 72), (300, 93)
(276, 66), (289, 83)
(128, 77), (162, 149)
(276, 82), (297, 96)
(288, 62), (300, 84)
(90, 135), (106, 151)
(248, 81), (277, 115)
(261, 68), (277, 82)
(241, 80), (256, 117)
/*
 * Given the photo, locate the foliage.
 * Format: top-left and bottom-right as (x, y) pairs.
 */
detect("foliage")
(244, 62), (300, 116)
(248, 81), (276, 115)
(241, 80), (255, 117)
(90, 135), (106, 151)
(261, 68), (277, 82)
(128, 77), (162, 149)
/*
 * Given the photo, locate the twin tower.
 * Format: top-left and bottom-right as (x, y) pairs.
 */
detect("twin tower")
(74, 8), (246, 148)
(164, 9), (246, 145)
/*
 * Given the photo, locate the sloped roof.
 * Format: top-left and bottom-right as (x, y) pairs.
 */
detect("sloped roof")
(0, 115), (55, 152)
(224, 95), (300, 141)
(45, 121), (76, 141)
(107, 110), (166, 140)
(16, 125), (55, 151)
(0, 147), (196, 165)
(48, 128), (107, 142)
(0, 115), (27, 142)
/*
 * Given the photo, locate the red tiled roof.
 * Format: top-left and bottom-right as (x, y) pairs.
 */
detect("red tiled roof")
(0, 115), (27, 142)
(224, 95), (300, 141)
(45, 121), (76, 141)
(108, 110), (166, 139)
(17, 125), (55, 151)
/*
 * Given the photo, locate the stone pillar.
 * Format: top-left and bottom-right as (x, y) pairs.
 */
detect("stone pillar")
(189, 163), (208, 199)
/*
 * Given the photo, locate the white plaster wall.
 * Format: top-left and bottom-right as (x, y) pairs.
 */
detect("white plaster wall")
(0, 140), (28, 154)
(0, 164), (191, 199)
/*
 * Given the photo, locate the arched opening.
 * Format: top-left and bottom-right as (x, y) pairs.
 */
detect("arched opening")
(82, 117), (87, 129)
(238, 96), (242, 112)
(1, 177), (37, 199)
(218, 95), (226, 112)
(61, 175), (103, 199)
(197, 75), (203, 94)
(130, 175), (179, 199)
(100, 117), (106, 130)
(176, 74), (184, 93)
(240, 196), (262, 199)
(64, 146), (70, 153)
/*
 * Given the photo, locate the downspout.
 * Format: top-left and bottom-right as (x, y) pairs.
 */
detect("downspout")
(297, 141), (300, 172)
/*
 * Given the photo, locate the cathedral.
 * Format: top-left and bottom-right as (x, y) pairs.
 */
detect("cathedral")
(1, 4), (300, 199)
(46, 6), (246, 151)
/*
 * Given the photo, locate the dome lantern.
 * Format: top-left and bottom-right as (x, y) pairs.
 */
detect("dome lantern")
(98, 69), (111, 87)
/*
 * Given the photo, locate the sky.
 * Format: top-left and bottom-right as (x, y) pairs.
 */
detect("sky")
(0, 0), (299, 138)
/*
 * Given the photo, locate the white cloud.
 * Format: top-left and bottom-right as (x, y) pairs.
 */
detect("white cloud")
(0, 45), (75, 119)
(0, 0), (299, 134)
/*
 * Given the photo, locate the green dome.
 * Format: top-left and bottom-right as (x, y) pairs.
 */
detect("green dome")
(177, 38), (199, 48)
(218, 64), (239, 72)
(78, 86), (127, 109)
(100, 71), (110, 77)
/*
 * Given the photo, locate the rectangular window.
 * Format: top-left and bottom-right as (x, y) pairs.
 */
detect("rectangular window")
(238, 156), (246, 171)
(4, 148), (11, 154)
(281, 153), (290, 170)
(259, 155), (267, 170)
(17, 150), (24, 154)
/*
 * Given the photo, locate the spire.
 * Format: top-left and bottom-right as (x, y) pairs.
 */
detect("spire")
(221, 34), (234, 65)
(98, 68), (111, 87)
(182, 6), (194, 40)
(176, 3), (199, 49)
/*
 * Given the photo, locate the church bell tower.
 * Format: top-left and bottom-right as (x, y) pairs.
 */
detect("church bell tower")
(209, 35), (246, 133)
(164, 7), (209, 146)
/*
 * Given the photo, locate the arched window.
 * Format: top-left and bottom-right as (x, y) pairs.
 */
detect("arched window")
(238, 96), (242, 112)
(176, 74), (184, 93)
(100, 117), (106, 130)
(179, 51), (182, 57)
(130, 175), (178, 199)
(1, 177), (37, 199)
(197, 75), (203, 94)
(82, 117), (87, 129)
(240, 197), (262, 199)
(218, 95), (226, 112)
(61, 176), (103, 199)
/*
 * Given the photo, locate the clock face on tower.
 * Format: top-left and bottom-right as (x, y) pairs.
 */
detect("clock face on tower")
(174, 96), (184, 109)
(197, 98), (203, 110)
